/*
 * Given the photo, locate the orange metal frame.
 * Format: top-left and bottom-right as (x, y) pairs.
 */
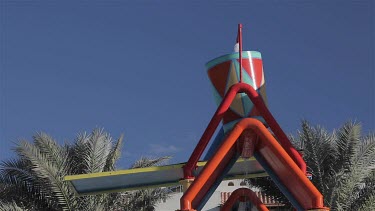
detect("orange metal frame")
(179, 118), (326, 211)
(221, 188), (268, 211)
(183, 83), (306, 179)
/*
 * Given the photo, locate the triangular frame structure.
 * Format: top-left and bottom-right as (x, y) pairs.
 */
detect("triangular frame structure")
(180, 83), (328, 211)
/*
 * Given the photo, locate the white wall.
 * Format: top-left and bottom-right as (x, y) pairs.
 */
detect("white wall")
(155, 179), (258, 211)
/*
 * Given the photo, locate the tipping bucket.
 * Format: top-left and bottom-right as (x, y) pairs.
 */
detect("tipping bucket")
(206, 51), (268, 132)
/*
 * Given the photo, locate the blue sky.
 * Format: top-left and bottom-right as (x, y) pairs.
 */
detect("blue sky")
(1, 1), (374, 168)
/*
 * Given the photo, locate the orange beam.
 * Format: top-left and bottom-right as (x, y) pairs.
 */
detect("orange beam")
(179, 118), (325, 211)
(193, 145), (238, 209)
(221, 188), (268, 211)
(184, 83), (306, 179)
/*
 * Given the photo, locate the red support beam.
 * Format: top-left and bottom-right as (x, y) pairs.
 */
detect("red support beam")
(183, 83), (306, 179)
(179, 118), (325, 211)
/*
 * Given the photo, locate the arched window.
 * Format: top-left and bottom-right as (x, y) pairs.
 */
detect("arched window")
(228, 181), (234, 186)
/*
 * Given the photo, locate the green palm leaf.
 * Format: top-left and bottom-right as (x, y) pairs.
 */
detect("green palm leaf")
(77, 129), (112, 173)
(104, 134), (124, 171)
(15, 141), (75, 211)
(299, 121), (336, 195)
(0, 201), (25, 211)
(131, 156), (171, 169)
(334, 122), (361, 173)
(33, 132), (68, 173)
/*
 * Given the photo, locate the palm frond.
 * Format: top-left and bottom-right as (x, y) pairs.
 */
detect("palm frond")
(0, 158), (33, 185)
(330, 124), (373, 210)
(15, 141), (75, 211)
(104, 134), (124, 172)
(298, 121), (336, 198)
(354, 133), (375, 173)
(33, 132), (68, 172)
(67, 132), (91, 175)
(79, 128), (112, 173)
(131, 156), (171, 169)
(288, 135), (301, 150)
(334, 122), (361, 173)
(0, 158), (57, 209)
(0, 201), (25, 211)
(358, 192), (375, 211)
(350, 170), (375, 210)
(335, 134), (375, 210)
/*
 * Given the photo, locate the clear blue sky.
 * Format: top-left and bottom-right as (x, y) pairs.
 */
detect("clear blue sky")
(1, 1), (374, 168)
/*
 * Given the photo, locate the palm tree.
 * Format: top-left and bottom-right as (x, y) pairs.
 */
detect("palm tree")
(249, 121), (375, 211)
(0, 129), (170, 211)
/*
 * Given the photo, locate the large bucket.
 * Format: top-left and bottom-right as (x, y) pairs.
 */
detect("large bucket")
(206, 51), (268, 132)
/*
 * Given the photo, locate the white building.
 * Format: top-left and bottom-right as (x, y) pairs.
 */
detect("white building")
(155, 179), (284, 211)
